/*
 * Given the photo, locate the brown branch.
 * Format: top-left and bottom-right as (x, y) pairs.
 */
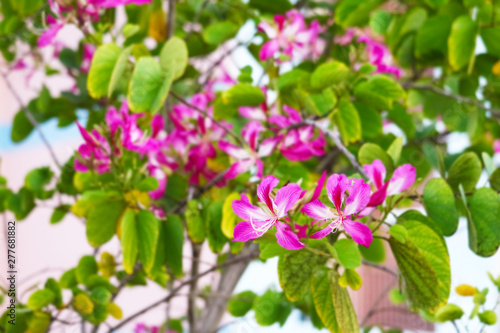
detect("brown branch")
(107, 247), (260, 332)
(306, 120), (369, 178)
(166, 0), (176, 39)
(0, 71), (61, 168)
(406, 83), (500, 119)
(362, 260), (398, 277)
(188, 243), (202, 333)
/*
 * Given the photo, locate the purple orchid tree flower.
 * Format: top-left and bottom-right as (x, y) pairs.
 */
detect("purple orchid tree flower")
(363, 159), (416, 207)
(302, 174), (373, 247)
(74, 122), (111, 174)
(258, 9), (322, 62)
(219, 122), (281, 180)
(269, 105), (326, 161)
(38, 15), (65, 48)
(232, 175), (306, 250)
(357, 35), (403, 78)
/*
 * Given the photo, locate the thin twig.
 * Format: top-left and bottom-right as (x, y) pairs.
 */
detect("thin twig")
(306, 120), (368, 178)
(362, 260), (398, 276)
(169, 91), (245, 146)
(406, 83), (500, 119)
(0, 72), (61, 168)
(184, 0), (210, 40)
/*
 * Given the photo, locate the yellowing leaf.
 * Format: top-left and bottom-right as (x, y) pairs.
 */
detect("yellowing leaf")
(492, 60), (500, 76)
(456, 284), (476, 296)
(73, 293), (94, 315)
(148, 9), (167, 42)
(107, 302), (123, 319)
(222, 192), (244, 239)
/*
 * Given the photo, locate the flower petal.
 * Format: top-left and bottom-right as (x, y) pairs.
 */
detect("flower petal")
(233, 221), (266, 242)
(344, 178), (371, 216)
(311, 171), (326, 201)
(275, 222), (305, 250)
(309, 221), (336, 239)
(386, 164), (416, 196)
(342, 219), (373, 247)
(232, 194), (270, 222)
(224, 159), (254, 180)
(326, 173), (349, 213)
(219, 141), (250, 160)
(257, 136), (281, 157)
(257, 175), (279, 212)
(363, 159), (386, 189)
(259, 39), (280, 61)
(302, 199), (336, 220)
(274, 183), (304, 217)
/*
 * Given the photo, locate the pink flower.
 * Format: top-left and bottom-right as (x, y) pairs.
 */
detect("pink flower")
(233, 176), (306, 250)
(358, 35), (402, 78)
(269, 106), (325, 161)
(219, 122), (280, 180)
(38, 15), (64, 48)
(258, 9), (322, 62)
(335, 28), (356, 45)
(88, 0), (151, 8)
(494, 139), (500, 153)
(363, 159), (416, 207)
(302, 174), (373, 247)
(80, 44), (96, 73)
(74, 122), (111, 174)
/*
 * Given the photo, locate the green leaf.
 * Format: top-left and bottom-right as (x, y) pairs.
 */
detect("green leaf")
(334, 98), (361, 145)
(159, 36), (188, 80)
(11, 110), (34, 142)
(50, 204), (71, 224)
(222, 83), (265, 107)
(354, 75), (405, 110)
(448, 16), (477, 71)
(25, 167), (53, 194)
(86, 198), (126, 247)
(221, 192), (242, 239)
(248, 0), (292, 13)
(73, 293), (94, 315)
(206, 201), (227, 253)
(480, 27), (500, 58)
(76, 255), (98, 285)
(228, 291), (256, 317)
(213, 96), (238, 121)
(44, 278), (63, 308)
(359, 237), (385, 263)
(478, 310), (497, 325)
(488, 167), (500, 191)
(128, 57), (173, 113)
(435, 303), (464, 322)
(108, 46), (132, 98)
(358, 143), (394, 173)
(202, 21), (239, 45)
(253, 290), (291, 326)
(27, 311), (50, 333)
(136, 210), (160, 274)
(185, 200), (206, 243)
(310, 267), (340, 332)
(387, 103), (416, 140)
(423, 178), (459, 236)
(447, 152), (482, 192)
(59, 268), (78, 289)
(27, 289), (55, 310)
(339, 269), (363, 290)
(121, 209), (138, 274)
(415, 15), (452, 61)
(137, 177), (159, 192)
(164, 215), (184, 277)
(333, 239), (361, 269)
(335, 0), (384, 28)
(370, 10), (392, 35)
(310, 61), (349, 90)
(278, 247), (328, 302)
(387, 137), (403, 165)
(389, 237), (441, 312)
(277, 69), (310, 91)
(7, 187), (35, 220)
(356, 102), (382, 140)
(389, 224), (408, 243)
(330, 270), (360, 332)
(260, 243), (290, 259)
(468, 188), (500, 257)
(87, 43), (123, 99)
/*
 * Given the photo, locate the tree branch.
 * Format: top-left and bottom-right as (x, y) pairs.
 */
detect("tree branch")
(0, 72), (61, 168)
(188, 243), (202, 333)
(362, 260), (398, 277)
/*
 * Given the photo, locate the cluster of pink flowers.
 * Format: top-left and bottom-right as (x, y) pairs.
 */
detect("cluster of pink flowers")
(232, 159), (415, 250)
(39, 0), (151, 48)
(258, 9), (324, 62)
